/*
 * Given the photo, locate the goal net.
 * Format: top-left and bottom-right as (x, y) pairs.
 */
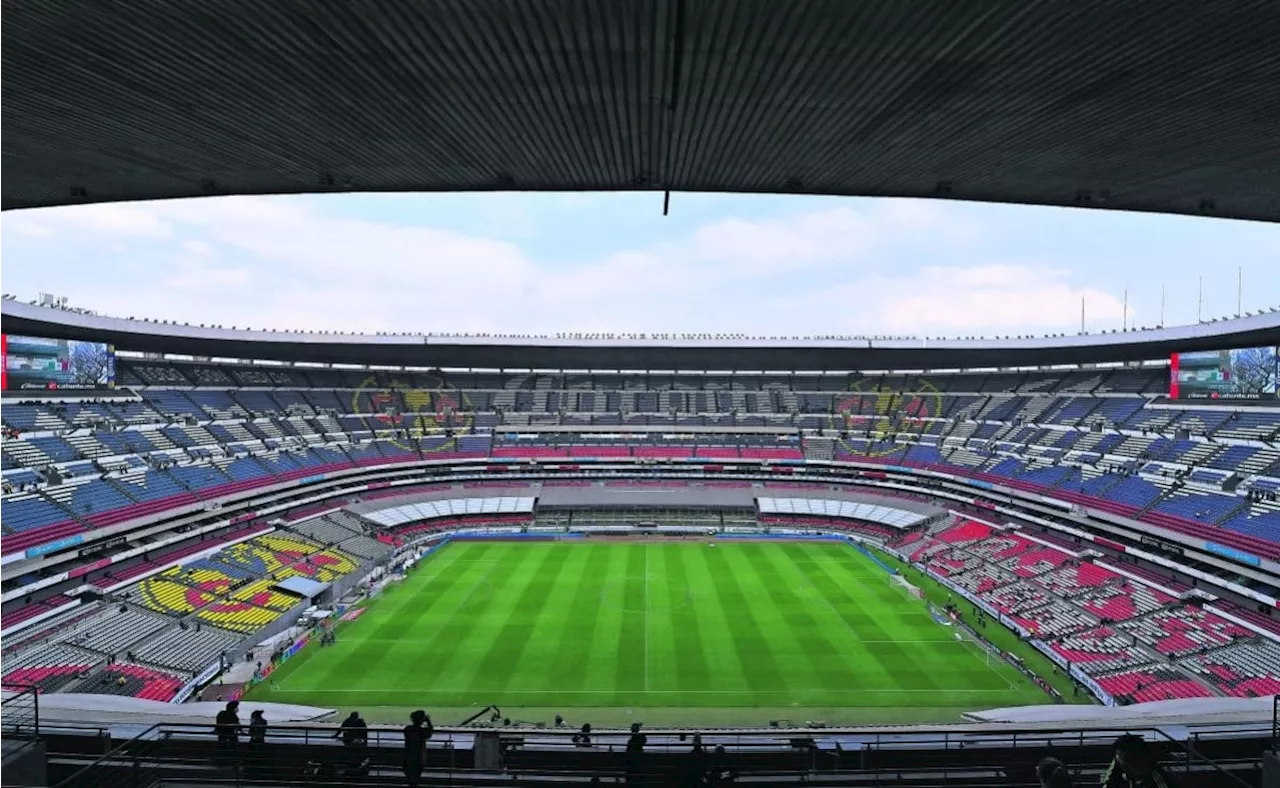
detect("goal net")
(890, 573), (925, 601)
(953, 627), (999, 667)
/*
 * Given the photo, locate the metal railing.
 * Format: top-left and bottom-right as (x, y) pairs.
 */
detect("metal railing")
(0, 683), (40, 740)
(1154, 726), (1253, 788)
(1274, 693), (1279, 751)
(45, 718), (1270, 788)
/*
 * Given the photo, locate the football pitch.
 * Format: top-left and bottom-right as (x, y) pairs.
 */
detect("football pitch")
(246, 540), (1050, 724)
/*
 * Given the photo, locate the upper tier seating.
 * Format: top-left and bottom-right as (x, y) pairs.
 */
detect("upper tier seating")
(1121, 606), (1255, 657)
(91, 664), (185, 702)
(1, 642), (100, 693)
(1049, 627), (1154, 676)
(1094, 664), (1215, 705)
(1007, 599), (1095, 638)
(999, 546), (1073, 578)
(6, 362), (1280, 559)
(133, 625), (242, 673)
(1178, 639), (1280, 698)
(1074, 579), (1177, 621)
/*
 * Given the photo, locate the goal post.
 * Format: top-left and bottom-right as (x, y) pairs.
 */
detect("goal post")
(953, 627), (997, 667)
(889, 572), (925, 601)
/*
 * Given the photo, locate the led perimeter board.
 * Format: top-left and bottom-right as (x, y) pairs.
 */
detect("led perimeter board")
(1170, 345), (1279, 400)
(1, 334), (116, 392)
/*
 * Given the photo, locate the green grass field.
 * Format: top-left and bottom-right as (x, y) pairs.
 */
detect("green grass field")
(246, 540), (1053, 724)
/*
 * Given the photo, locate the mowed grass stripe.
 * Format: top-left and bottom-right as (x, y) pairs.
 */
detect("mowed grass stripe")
(474, 544), (575, 695)
(664, 545), (713, 693)
(546, 545), (612, 695)
(753, 545), (884, 694)
(679, 545), (752, 694)
(291, 542), (491, 697)
(438, 544), (560, 699)
(613, 546), (648, 696)
(645, 546), (679, 693)
(702, 546), (791, 702)
(722, 545), (818, 695)
(797, 543), (944, 694)
(579, 546), (627, 696)
(248, 542), (1046, 711)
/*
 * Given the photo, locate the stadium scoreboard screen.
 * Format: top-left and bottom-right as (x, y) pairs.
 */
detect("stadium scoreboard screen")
(1, 334), (116, 391)
(1170, 345), (1279, 400)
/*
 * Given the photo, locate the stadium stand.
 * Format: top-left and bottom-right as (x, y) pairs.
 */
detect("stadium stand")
(3, 360), (1279, 709)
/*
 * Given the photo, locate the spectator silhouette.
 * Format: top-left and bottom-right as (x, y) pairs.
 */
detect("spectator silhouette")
(248, 710), (267, 744)
(1037, 756), (1073, 788)
(402, 709), (433, 788)
(683, 732), (707, 787)
(625, 722), (647, 784)
(1102, 734), (1179, 788)
(709, 744), (737, 785)
(335, 710), (368, 747)
(335, 710), (368, 775)
(214, 700), (243, 771)
(572, 723), (593, 747)
(242, 709), (268, 779)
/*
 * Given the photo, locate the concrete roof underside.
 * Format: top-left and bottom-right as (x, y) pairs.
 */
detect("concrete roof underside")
(4, 0), (1280, 220)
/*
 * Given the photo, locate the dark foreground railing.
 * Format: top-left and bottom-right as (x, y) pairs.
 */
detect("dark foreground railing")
(39, 718), (1269, 788)
(0, 684), (40, 741)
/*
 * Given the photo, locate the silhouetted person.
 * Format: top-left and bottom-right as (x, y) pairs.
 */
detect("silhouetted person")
(684, 732), (708, 787)
(244, 710), (268, 779)
(248, 710), (267, 744)
(335, 711), (368, 775)
(709, 744), (737, 786)
(402, 709), (433, 787)
(1038, 756), (1073, 788)
(625, 722), (647, 784)
(335, 710), (368, 746)
(214, 701), (242, 771)
(1103, 734), (1178, 788)
(572, 723), (593, 747)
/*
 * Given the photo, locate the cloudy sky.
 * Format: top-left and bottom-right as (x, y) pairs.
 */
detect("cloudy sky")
(3, 193), (1278, 337)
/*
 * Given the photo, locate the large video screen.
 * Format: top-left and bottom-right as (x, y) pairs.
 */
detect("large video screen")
(1, 334), (116, 392)
(1170, 346), (1279, 400)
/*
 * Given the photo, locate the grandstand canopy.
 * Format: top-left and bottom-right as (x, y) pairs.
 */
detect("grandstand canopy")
(4, 0), (1280, 220)
(3, 300), (1279, 371)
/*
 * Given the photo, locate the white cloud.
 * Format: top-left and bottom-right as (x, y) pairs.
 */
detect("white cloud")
(182, 240), (214, 257)
(6, 203), (175, 239)
(872, 265), (1127, 333)
(3, 195), (1134, 337)
(164, 264), (251, 290)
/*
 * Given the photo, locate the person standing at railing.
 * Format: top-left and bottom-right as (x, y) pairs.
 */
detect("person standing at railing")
(1102, 735), (1179, 788)
(248, 710), (267, 744)
(625, 722), (647, 785)
(683, 733), (708, 787)
(245, 709), (268, 778)
(402, 709), (433, 788)
(214, 700), (244, 773)
(334, 710), (368, 776)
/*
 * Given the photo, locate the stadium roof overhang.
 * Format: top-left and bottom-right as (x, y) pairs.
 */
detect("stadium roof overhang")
(4, 301), (1278, 371)
(4, 0), (1280, 221)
